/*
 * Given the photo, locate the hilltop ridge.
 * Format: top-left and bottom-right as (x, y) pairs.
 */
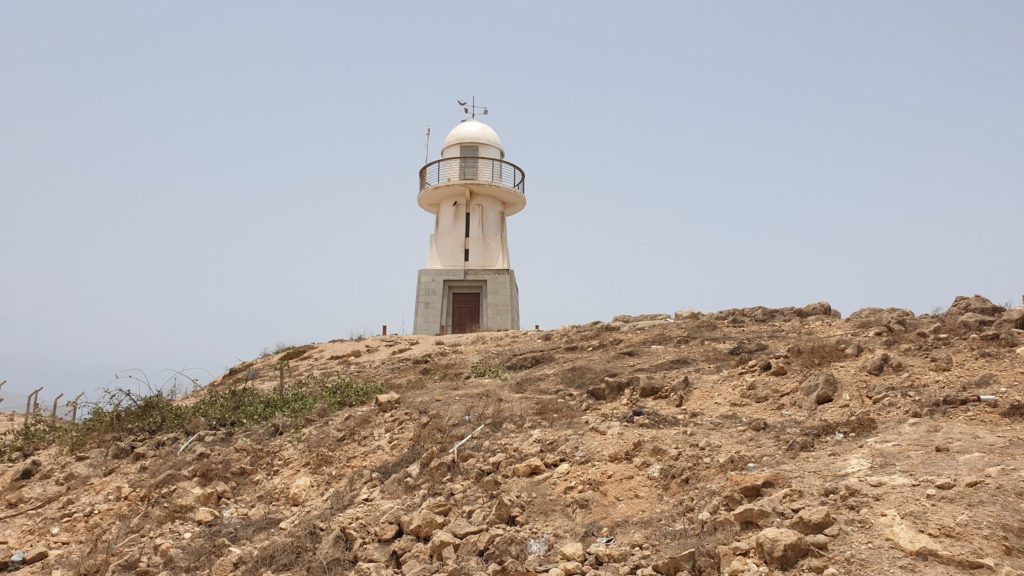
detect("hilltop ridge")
(1, 295), (1023, 576)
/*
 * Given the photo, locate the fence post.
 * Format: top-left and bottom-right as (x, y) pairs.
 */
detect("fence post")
(51, 393), (64, 423)
(70, 393), (85, 423)
(24, 387), (43, 427)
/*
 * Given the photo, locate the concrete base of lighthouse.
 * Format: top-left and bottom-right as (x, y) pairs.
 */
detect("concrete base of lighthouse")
(413, 269), (520, 335)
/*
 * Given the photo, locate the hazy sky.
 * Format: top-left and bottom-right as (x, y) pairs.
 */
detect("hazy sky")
(2, 1), (1022, 404)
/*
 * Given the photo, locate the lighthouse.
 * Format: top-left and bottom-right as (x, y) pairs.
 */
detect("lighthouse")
(413, 108), (525, 335)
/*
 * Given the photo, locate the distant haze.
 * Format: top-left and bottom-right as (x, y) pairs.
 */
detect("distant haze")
(2, 2), (1022, 402)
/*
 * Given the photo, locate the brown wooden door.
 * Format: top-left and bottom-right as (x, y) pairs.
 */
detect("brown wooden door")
(451, 293), (481, 334)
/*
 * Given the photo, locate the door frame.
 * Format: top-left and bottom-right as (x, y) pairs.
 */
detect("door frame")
(441, 280), (486, 334)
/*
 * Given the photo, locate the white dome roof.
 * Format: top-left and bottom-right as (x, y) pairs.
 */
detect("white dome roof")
(442, 119), (504, 153)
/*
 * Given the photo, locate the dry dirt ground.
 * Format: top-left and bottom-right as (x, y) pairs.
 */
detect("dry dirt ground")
(2, 295), (1023, 576)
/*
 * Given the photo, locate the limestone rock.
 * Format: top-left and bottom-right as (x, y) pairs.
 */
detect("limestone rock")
(796, 301), (834, 318)
(24, 547), (49, 565)
(559, 542), (584, 562)
(374, 392), (401, 412)
(652, 548), (695, 576)
(674, 310), (702, 321)
(800, 372), (838, 405)
(637, 377), (662, 398)
(995, 308), (1024, 331)
(884, 516), (944, 558)
(948, 295), (1005, 318)
(863, 353), (890, 376)
(355, 543), (394, 564)
(788, 506), (834, 535)
(353, 562), (391, 576)
(447, 518), (485, 539)
(486, 495), (513, 525)
(805, 534), (830, 550)
(195, 507), (221, 525)
(16, 459), (41, 481)
(755, 527), (808, 569)
(198, 487), (220, 506)
(401, 510), (446, 539)
(957, 312), (997, 332)
(732, 504), (773, 527)
(288, 475), (314, 505)
(428, 530), (460, 559)
(513, 457), (545, 477)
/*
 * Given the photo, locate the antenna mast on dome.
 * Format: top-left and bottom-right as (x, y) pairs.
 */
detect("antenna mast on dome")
(457, 97), (488, 120)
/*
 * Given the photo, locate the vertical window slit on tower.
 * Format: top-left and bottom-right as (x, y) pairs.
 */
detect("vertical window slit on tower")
(465, 212), (470, 238)
(464, 249), (470, 262)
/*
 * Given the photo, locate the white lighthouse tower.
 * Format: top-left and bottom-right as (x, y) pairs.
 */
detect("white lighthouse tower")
(413, 106), (525, 335)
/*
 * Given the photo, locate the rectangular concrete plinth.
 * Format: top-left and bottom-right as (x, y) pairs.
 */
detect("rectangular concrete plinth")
(413, 268), (520, 335)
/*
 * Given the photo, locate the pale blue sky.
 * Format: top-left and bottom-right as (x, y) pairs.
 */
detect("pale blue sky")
(2, 1), (1022, 403)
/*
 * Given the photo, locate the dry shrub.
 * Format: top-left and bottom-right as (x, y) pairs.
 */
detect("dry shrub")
(791, 340), (848, 370)
(558, 364), (616, 390)
(531, 396), (577, 425)
(808, 414), (879, 437)
(1002, 401), (1024, 421)
(242, 509), (349, 576)
(504, 352), (555, 371)
(642, 355), (694, 373)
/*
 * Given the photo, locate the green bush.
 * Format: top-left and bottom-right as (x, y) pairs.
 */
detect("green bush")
(0, 372), (384, 461)
(469, 360), (507, 380)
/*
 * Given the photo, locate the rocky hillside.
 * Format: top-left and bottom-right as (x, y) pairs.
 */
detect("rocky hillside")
(1, 295), (1023, 576)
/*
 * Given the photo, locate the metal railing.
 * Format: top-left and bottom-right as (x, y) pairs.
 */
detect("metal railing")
(419, 157), (526, 194)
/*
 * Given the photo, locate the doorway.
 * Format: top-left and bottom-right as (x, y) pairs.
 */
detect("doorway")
(451, 292), (481, 334)
(459, 145), (479, 180)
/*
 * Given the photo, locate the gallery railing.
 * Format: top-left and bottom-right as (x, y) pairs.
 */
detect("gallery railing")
(419, 157), (526, 195)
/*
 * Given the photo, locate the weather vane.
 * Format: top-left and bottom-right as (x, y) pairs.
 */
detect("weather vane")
(458, 97), (488, 120)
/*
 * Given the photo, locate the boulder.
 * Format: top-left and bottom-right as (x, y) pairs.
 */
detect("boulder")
(994, 308), (1024, 331)
(674, 310), (702, 321)
(956, 313), (997, 332)
(883, 516), (944, 558)
(16, 459), (42, 481)
(652, 548), (695, 576)
(788, 506), (835, 535)
(446, 518), (485, 539)
(195, 507), (221, 525)
(559, 542), (585, 562)
(863, 353), (890, 376)
(732, 504), (773, 527)
(486, 496), (513, 525)
(636, 377), (662, 398)
(800, 372), (838, 405)
(796, 302), (835, 318)
(374, 392), (401, 412)
(428, 530), (460, 559)
(24, 548), (49, 565)
(948, 295), (1005, 318)
(755, 527), (809, 569)
(288, 475), (314, 505)
(401, 510), (446, 539)
(513, 457), (546, 477)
